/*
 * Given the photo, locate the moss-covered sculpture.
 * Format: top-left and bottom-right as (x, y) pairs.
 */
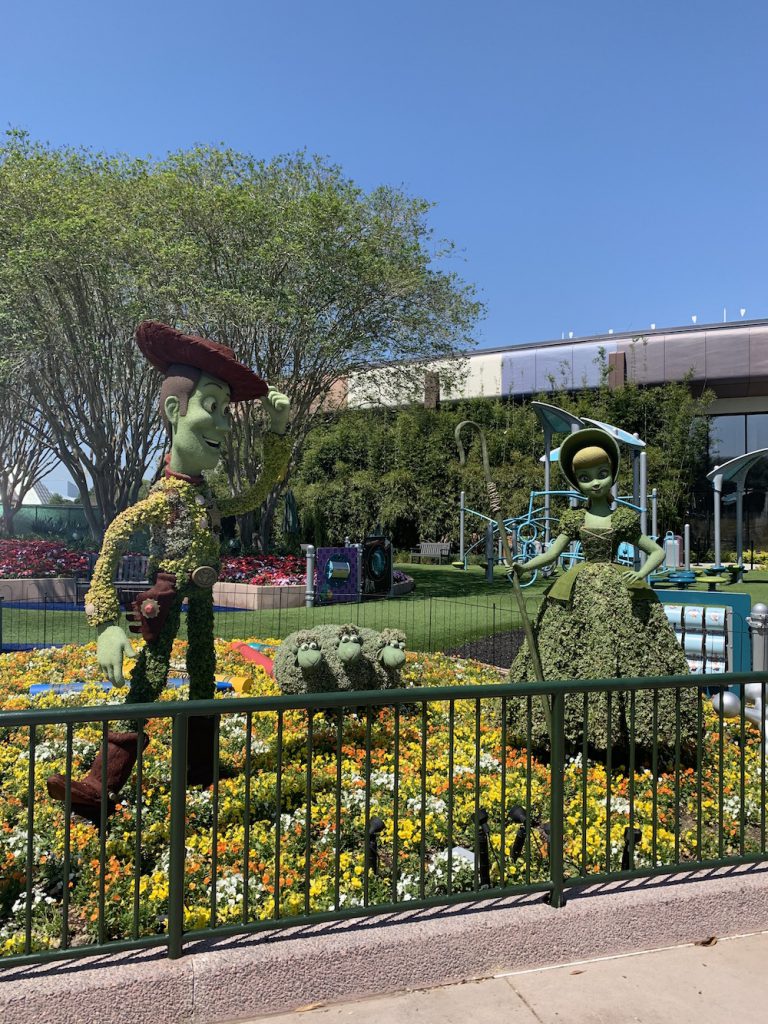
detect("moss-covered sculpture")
(359, 627), (407, 689)
(47, 321), (291, 816)
(509, 427), (697, 760)
(273, 624), (407, 695)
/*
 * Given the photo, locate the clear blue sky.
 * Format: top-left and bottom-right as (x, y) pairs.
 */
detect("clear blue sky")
(3, 0), (767, 352)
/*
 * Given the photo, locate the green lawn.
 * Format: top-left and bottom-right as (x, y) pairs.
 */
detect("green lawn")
(3, 562), (760, 656)
(0, 563), (549, 655)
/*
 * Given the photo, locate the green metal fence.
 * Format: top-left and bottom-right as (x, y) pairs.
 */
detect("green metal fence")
(1, 672), (766, 966)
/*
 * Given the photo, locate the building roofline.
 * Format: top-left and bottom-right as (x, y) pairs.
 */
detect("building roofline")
(470, 317), (768, 358)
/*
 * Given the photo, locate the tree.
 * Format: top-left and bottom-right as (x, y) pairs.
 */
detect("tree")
(0, 131), (168, 540)
(0, 365), (58, 536)
(0, 135), (481, 549)
(141, 146), (481, 550)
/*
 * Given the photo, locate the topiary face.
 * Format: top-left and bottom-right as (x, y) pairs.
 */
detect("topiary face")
(378, 629), (406, 670)
(336, 624), (362, 664)
(164, 372), (232, 475)
(295, 632), (322, 670)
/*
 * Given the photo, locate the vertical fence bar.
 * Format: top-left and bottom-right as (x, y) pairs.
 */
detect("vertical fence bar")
(718, 697), (725, 860)
(696, 692), (703, 858)
(549, 689), (565, 908)
(628, 691), (636, 870)
(243, 712), (253, 923)
(473, 697), (481, 890)
(334, 708), (342, 911)
(674, 691), (681, 864)
(581, 692), (588, 874)
(651, 692), (659, 864)
(24, 724), (36, 954)
(392, 703), (401, 902)
(500, 696), (507, 885)
(210, 714), (221, 928)
(525, 696), (532, 883)
(304, 709), (313, 916)
(167, 712), (188, 959)
(61, 723), (73, 950)
(274, 709), (284, 920)
(98, 724), (108, 946)
(447, 699), (454, 894)
(419, 700), (427, 899)
(132, 722), (145, 939)
(363, 708), (372, 907)
(605, 692), (613, 872)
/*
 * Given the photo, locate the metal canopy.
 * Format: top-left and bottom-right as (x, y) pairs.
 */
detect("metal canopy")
(706, 447), (768, 570)
(706, 448), (768, 486)
(530, 402), (583, 435)
(581, 417), (646, 448)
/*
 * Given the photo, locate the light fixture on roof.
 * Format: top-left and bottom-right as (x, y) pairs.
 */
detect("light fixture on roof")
(740, 308), (747, 318)
(650, 323), (656, 330)
(568, 331), (573, 339)
(691, 315), (697, 324)
(608, 329), (614, 334)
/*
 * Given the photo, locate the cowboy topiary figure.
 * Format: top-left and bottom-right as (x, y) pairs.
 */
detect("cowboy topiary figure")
(47, 321), (290, 816)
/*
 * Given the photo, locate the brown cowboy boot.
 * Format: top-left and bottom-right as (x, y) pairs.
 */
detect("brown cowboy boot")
(46, 731), (149, 819)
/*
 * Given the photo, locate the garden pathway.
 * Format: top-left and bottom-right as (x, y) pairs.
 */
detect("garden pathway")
(238, 930), (768, 1023)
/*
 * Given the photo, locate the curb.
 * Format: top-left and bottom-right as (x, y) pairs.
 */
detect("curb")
(2, 865), (767, 1024)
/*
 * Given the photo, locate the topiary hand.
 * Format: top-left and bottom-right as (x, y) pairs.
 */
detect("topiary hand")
(262, 386), (291, 435)
(96, 624), (136, 688)
(622, 569), (643, 584)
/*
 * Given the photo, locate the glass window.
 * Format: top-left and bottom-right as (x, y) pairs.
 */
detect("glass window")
(710, 415), (746, 467)
(747, 413), (768, 453)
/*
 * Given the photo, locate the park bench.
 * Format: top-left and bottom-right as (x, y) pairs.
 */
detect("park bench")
(77, 553), (150, 604)
(410, 542), (451, 564)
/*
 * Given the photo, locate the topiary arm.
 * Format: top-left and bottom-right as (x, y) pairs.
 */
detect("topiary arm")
(83, 491), (170, 628)
(219, 433), (292, 517)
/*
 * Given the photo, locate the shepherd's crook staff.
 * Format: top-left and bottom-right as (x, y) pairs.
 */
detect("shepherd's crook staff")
(455, 421), (552, 736)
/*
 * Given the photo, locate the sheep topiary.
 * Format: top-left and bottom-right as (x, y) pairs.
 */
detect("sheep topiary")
(272, 629), (331, 695)
(359, 627), (407, 689)
(272, 624), (407, 696)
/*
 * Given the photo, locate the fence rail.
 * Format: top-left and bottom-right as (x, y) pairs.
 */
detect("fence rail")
(1, 672), (766, 966)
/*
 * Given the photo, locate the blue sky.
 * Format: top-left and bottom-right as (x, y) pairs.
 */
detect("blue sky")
(3, 0), (766, 355)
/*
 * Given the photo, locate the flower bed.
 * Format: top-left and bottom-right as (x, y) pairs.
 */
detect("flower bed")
(219, 555), (306, 587)
(0, 642), (760, 955)
(0, 540), (90, 580)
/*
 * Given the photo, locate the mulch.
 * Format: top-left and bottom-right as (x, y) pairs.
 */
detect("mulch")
(443, 629), (524, 670)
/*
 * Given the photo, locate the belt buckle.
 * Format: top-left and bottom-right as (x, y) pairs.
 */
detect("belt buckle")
(191, 565), (218, 589)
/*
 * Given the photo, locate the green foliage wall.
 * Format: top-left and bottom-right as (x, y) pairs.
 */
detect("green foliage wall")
(292, 373), (713, 550)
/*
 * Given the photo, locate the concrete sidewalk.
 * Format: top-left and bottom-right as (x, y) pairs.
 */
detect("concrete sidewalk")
(247, 931), (768, 1024)
(3, 865), (768, 1024)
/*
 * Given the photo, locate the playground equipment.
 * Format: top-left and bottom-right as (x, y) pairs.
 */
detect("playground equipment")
(456, 406), (659, 586)
(707, 448), (768, 576)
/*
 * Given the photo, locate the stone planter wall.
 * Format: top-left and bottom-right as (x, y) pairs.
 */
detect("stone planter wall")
(213, 581), (306, 611)
(0, 577), (78, 603)
(391, 578), (415, 597)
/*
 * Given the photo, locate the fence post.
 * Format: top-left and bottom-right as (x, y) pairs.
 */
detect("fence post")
(548, 688), (565, 908)
(0, 595), (3, 654)
(167, 712), (188, 959)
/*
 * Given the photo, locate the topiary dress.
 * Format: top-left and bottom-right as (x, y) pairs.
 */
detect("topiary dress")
(509, 506), (698, 757)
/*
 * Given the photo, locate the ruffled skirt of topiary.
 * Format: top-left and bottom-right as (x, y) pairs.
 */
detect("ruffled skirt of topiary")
(508, 563), (699, 758)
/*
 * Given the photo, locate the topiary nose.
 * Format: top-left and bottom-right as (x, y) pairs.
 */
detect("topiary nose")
(380, 646), (405, 669)
(338, 640), (361, 664)
(297, 648), (322, 670)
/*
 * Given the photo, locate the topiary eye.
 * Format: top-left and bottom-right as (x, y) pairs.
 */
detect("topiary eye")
(340, 633), (350, 643)
(309, 641), (319, 651)
(398, 641), (406, 650)
(300, 642), (309, 651)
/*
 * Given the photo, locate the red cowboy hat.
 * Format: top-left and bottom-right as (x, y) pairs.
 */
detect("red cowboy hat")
(135, 321), (268, 402)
